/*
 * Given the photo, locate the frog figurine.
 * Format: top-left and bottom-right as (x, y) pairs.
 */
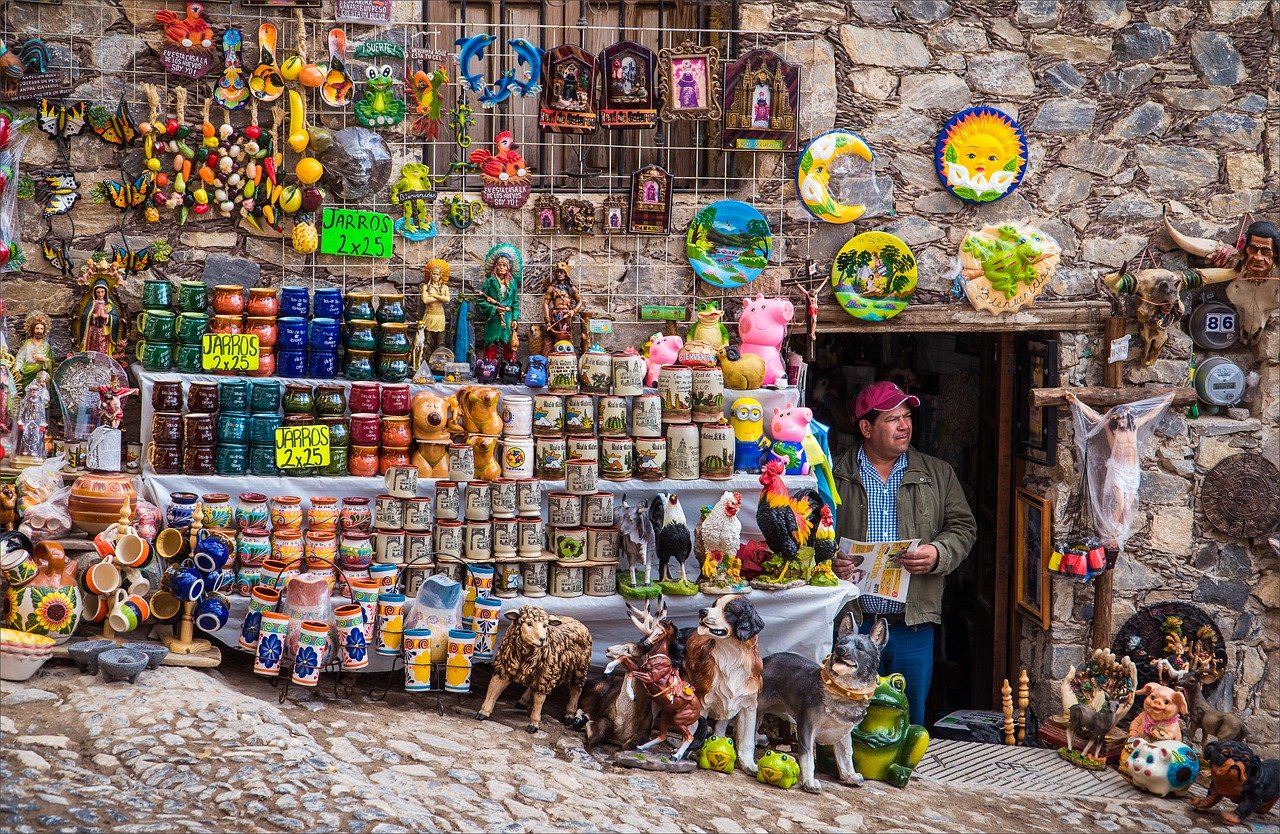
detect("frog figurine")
(697, 735), (737, 774)
(756, 750), (800, 789)
(355, 63), (406, 128)
(391, 163), (441, 241)
(850, 673), (930, 787)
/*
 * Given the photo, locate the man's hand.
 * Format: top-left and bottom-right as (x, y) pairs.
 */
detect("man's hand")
(833, 553), (862, 583)
(899, 543), (939, 575)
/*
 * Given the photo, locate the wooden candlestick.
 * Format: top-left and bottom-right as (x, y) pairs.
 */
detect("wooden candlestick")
(1017, 669), (1029, 744)
(1001, 679), (1015, 746)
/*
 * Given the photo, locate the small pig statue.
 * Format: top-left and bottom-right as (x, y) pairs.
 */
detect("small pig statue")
(1126, 738), (1200, 797)
(738, 295), (794, 387)
(768, 403), (812, 475)
(645, 332), (684, 386)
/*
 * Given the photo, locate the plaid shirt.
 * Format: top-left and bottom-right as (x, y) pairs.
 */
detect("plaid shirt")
(858, 446), (908, 615)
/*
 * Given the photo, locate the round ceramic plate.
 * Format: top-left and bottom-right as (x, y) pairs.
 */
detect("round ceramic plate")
(686, 200), (772, 289)
(795, 130), (875, 224)
(830, 231), (917, 321)
(935, 106), (1027, 203)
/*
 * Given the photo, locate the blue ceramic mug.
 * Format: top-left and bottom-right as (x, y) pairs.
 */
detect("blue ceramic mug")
(308, 351), (338, 378)
(308, 318), (340, 351)
(277, 350), (308, 378)
(248, 413), (281, 445)
(277, 317), (308, 351)
(280, 286), (310, 318)
(195, 594), (231, 633)
(216, 412), (249, 444)
(167, 492), (199, 530)
(193, 533), (231, 573)
(168, 567), (206, 603)
(313, 287), (343, 319)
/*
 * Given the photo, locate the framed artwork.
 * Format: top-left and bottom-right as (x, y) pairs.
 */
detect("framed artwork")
(599, 41), (657, 129)
(1016, 336), (1059, 464)
(658, 41), (721, 123)
(722, 49), (799, 151)
(603, 195), (628, 235)
(539, 44), (598, 134)
(628, 165), (672, 235)
(560, 199), (596, 235)
(1014, 488), (1051, 630)
(533, 195), (560, 236)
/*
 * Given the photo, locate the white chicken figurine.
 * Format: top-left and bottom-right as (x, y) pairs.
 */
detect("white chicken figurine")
(696, 491), (749, 594)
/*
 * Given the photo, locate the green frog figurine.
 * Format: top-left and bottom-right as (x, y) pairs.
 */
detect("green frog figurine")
(756, 750), (800, 789)
(850, 673), (930, 787)
(697, 735), (737, 774)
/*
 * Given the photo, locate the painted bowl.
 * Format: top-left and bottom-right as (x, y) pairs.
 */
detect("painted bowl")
(98, 648), (148, 684)
(0, 649), (52, 681)
(0, 628), (56, 649)
(124, 642), (169, 670)
(67, 639), (120, 675)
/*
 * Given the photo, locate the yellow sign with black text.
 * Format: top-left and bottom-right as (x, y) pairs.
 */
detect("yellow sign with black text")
(201, 333), (260, 371)
(274, 425), (331, 469)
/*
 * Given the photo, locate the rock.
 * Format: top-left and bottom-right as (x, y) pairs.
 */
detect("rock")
(1113, 553), (1161, 591)
(851, 0), (898, 23)
(1216, 542), (1254, 581)
(1209, 0), (1268, 23)
(738, 3), (774, 31)
(914, 192), (964, 214)
(1194, 112), (1263, 150)
(1085, 0), (1131, 28)
(967, 51), (1036, 97)
(780, 40), (836, 139)
(14, 735), (71, 750)
(93, 33), (147, 74)
(1045, 643), (1079, 679)
(1031, 99), (1097, 136)
(882, 215), (945, 245)
(389, 764), (436, 778)
(848, 67), (899, 101)
(839, 25), (931, 68)
(1115, 24), (1172, 62)
(1158, 447), (1195, 477)
(1015, 0), (1058, 28)
(1236, 94), (1267, 114)
(1032, 34), (1112, 63)
(896, 0), (952, 20)
(1109, 102), (1169, 139)
(1147, 508), (1194, 555)
(1190, 32), (1246, 86)
(1138, 470), (1190, 505)
(13, 750), (50, 772)
(1194, 578), (1251, 610)
(1148, 6), (1194, 30)
(1156, 87), (1231, 112)
(898, 73), (972, 110)
(1099, 65), (1156, 96)
(1081, 235), (1145, 267)
(1252, 573), (1280, 610)
(202, 254), (261, 287)
(927, 20), (988, 52)
(1039, 169), (1092, 209)
(2, 689), (58, 707)
(989, 18), (1023, 46)
(1060, 138), (1127, 176)
(517, 785), (558, 803)
(1135, 146), (1220, 196)
(859, 108), (936, 146)
(1043, 62), (1086, 96)
(1225, 153), (1266, 191)
(1100, 193), (1160, 222)
(709, 819), (747, 834)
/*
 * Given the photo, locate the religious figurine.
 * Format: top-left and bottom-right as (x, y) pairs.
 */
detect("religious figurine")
(70, 256), (127, 360)
(477, 243), (522, 369)
(12, 370), (51, 468)
(96, 383), (138, 430)
(15, 312), (54, 392)
(543, 260), (582, 351)
(413, 259), (451, 377)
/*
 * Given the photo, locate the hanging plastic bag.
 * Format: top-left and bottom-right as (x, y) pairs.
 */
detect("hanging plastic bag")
(1069, 392), (1173, 553)
(283, 573), (334, 665)
(0, 109), (32, 271)
(405, 574), (462, 663)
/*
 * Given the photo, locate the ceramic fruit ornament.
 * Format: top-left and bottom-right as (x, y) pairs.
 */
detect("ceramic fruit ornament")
(238, 102), (284, 235)
(935, 106), (1027, 204)
(290, 157), (325, 254)
(249, 23), (285, 103)
(831, 231), (918, 322)
(321, 29), (355, 108)
(214, 28), (249, 111)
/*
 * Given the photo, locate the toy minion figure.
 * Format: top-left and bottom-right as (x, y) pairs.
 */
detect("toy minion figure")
(730, 397), (770, 473)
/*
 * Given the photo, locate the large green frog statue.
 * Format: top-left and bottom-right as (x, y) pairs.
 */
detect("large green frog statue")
(849, 673), (930, 787)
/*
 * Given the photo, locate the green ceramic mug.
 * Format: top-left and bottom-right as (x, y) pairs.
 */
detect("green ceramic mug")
(135, 340), (174, 371)
(249, 445), (280, 476)
(177, 281), (209, 313)
(176, 312), (209, 345)
(137, 310), (177, 342)
(214, 443), (249, 476)
(176, 343), (204, 373)
(142, 278), (173, 311)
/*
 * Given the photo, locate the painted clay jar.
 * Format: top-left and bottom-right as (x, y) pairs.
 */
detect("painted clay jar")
(597, 396), (628, 437)
(583, 493), (615, 527)
(347, 579), (381, 640)
(340, 497), (373, 533)
(209, 314), (243, 335)
(152, 380), (183, 412)
(700, 419), (736, 480)
(547, 492), (582, 528)
(612, 349), (646, 396)
(167, 492), (199, 531)
(313, 384), (346, 417)
(291, 620), (328, 687)
(444, 629), (476, 693)
(634, 436), (667, 481)
(658, 365), (693, 423)
(304, 529), (337, 568)
(323, 446), (349, 477)
(377, 353), (411, 383)
(433, 481), (460, 521)
(187, 382), (220, 414)
(403, 627), (433, 691)
(551, 526), (587, 562)
(240, 586), (281, 652)
(4, 542), (80, 643)
(0, 532), (38, 588)
(339, 531), (375, 570)
(631, 394), (662, 438)
(245, 316), (278, 348)
(381, 415), (413, 449)
(600, 438), (634, 481)
(344, 319), (377, 352)
(489, 479), (517, 519)
(550, 561), (585, 598)
(248, 348), (277, 380)
(493, 518), (519, 557)
(335, 604), (368, 670)
(578, 347), (612, 395)
(516, 480), (541, 517)
(375, 593), (407, 656)
(249, 380), (281, 414)
(566, 436), (599, 465)
(236, 492), (270, 529)
(255, 611), (290, 676)
(473, 597), (503, 661)
(501, 394), (534, 437)
(271, 529), (304, 565)
(344, 291), (375, 322)
(532, 394), (564, 437)
(546, 353), (578, 394)
(211, 285), (246, 315)
(586, 526), (618, 564)
(463, 520), (492, 562)
(666, 423), (700, 480)
(349, 413), (381, 447)
(494, 559), (521, 598)
(270, 495), (304, 530)
(691, 367), (726, 423)
(308, 496), (339, 531)
(448, 443), (475, 482)
(282, 384), (315, 415)
(522, 559), (551, 597)
(375, 292), (407, 324)
(464, 481), (492, 522)
(246, 287), (279, 317)
(501, 436), (535, 480)
(374, 495), (405, 530)
(237, 526), (272, 566)
(68, 472), (138, 535)
(565, 458), (599, 496)
(344, 350), (375, 381)
(378, 322), (411, 354)
(585, 559), (618, 597)
(348, 381), (381, 414)
(348, 445), (380, 477)
(199, 493), (234, 529)
(434, 519), (463, 559)
(518, 518), (544, 557)
(564, 395), (595, 436)
(380, 383), (411, 417)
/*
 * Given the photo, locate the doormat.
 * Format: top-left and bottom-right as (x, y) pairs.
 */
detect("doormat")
(913, 739), (1206, 800)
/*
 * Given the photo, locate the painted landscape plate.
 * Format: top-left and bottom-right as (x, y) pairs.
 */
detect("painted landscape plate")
(796, 130), (875, 224)
(686, 200), (772, 289)
(935, 106), (1027, 204)
(831, 231), (917, 321)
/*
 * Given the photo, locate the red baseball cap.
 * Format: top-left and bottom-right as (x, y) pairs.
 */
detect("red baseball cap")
(854, 381), (921, 421)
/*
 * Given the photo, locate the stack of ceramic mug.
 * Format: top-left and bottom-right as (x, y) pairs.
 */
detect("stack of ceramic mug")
(499, 394), (534, 481)
(242, 288), (279, 378)
(214, 379), (251, 476)
(342, 290), (377, 382)
(184, 381), (218, 475)
(246, 380), (282, 476)
(375, 293), (411, 383)
(174, 280), (209, 373)
(280, 383), (317, 476)
(136, 277), (177, 372)
(207, 285), (245, 375)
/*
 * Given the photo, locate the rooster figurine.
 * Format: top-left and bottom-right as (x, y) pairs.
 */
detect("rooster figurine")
(468, 130), (529, 183)
(650, 493), (697, 596)
(697, 491), (749, 594)
(155, 2), (215, 51)
(755, 458), (823, 586)
(813, 504), (837, 566)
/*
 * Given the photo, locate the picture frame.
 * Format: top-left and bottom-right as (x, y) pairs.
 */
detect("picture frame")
(721, 48), (800, 151)
(560, 199), (596, 235)
(602, 195), (628, 235)
(1014, 487), (1051, 630)
(628, 164), (672, 235)
(539, 44), (599, 135)
(598, 41), (657, 130)
(533, 195), (560, 236)
(657, 41), (721, 123)
(1016, 335), (1059, 464)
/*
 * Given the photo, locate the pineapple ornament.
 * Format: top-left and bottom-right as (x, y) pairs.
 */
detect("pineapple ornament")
(290, 155), (324, 254)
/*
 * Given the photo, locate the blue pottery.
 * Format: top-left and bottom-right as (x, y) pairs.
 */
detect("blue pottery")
(277, 350), (308, 377)
(193, 534), (231, 573)
(195, 595), (231, 633)
(166, 492), (199, 530)
(308, 351), (339, 378)
(168, 568), (206, 602)
(278, 317), (308, 350)
(313, 287), (343, 319)
(308, 318), (341, 351)
(280, 286), (310, 318)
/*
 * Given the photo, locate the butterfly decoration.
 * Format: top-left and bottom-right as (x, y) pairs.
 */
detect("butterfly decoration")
(40, 238), (71, 276)
(37, 99), (88, 142)
(111, 241), (171, 274)
(88, 99), (138, 146)
(92, 171), (154, 211)
(36, 171), (80, 217)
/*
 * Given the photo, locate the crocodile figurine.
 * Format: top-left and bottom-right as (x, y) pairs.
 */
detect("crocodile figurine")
(849, 673), (930, 787)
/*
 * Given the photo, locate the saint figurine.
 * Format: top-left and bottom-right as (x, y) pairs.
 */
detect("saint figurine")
(96, 382), (137, 431)
(543, 260), (582, 352)
(71, 273), (127, 360)
(12, 370), (52, 466)
(413, 259), (452, 374)
(478, 243), (522, 365)
(15, 312), (54, 392)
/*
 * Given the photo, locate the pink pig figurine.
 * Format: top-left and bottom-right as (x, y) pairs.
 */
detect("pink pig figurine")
(768, 402), (812, 475)
(644, 332), (684, 386)
(738, 294), (794, 386)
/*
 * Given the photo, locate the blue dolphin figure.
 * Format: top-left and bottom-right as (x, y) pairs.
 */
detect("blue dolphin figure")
(455, 33), (496, 93)
(479, 68), (517, 108)
(507, 38), (544, 97)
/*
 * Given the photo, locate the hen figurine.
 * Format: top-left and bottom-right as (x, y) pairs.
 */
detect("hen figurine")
(650, 493), (697, 596)
(155, 2), (214, 50)
(468, 130), (528, 183)
(697, 491), (749, 594)
(756, 458), (822, 564)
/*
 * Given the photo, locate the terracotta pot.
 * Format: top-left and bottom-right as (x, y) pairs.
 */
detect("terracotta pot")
(314, 384), (347, 417)
(349, 382), (380, 414)
(209, 314), (243, 335)
(247, 347), (276, 378)
(349, 445), (380, 477)
(380, 383), (411, 417)
(245, 316), (278, 347)
(211, 285), (246, 315)
(69, 472), (138, 535)
(246, 287), (279, 317)
(350, 413), (381, 447)
(380, 415), (412, 449)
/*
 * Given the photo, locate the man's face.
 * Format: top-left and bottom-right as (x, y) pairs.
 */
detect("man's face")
(494, 257), (510, 278)
(1242, 234), (1275, 279)
(861, 403), (912, 457)
(33, 323), (46, 339)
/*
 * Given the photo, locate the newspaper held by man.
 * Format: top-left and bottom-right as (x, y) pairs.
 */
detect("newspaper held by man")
(839, 536), (921, 603)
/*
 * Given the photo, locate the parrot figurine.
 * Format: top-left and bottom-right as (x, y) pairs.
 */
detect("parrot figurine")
(410, 67), (450, 140)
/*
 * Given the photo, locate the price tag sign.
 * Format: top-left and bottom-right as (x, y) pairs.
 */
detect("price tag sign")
(320, 208), (394, 258)
(201, 334), (260, 371)
(274, 425), (331, 469)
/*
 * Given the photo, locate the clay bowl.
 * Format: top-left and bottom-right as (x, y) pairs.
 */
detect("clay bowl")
(124, 641), (169, 670)
(67, 639), (119, 675)
(68, 472), (139, 535)
(0, 649), (52, 681)
(98, 648), (148, 684)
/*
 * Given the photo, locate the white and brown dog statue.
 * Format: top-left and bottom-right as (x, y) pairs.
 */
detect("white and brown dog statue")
(683, 594), (765, 773)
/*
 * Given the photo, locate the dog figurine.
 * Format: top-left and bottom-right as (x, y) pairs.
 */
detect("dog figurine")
(1190, 740), (1280, 825)
(682, 594), (765, 773)
(741, 613), (885, 793)
(1129, 681), (1187, 743)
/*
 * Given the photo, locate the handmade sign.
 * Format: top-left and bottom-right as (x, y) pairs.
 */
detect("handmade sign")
(599, 41), (657, 129)
(201, 333), (260, 372)
(155, 2), (216, 80)
(274, 424), (331, 469)
(539, 45), (598, 134)
(721, 49), (799, 151)
(658, 42), (721, 123)
(354, 41), (406, 128)
(469, 130), (531, 208)
(830, 231), (918, 321)
(629, 165), (671, 235)
(1202, 453), (1280, 539)
(0, 39), (70, 102)
(935, 106), (1026, 203)
(957, 222), (1061, 314)
(390, 163), (439, 240)
(336, 0), (392, 24)
(687, 200), (771, 289)
(796, 130), (878, 224)
(320, 207), (393, 257)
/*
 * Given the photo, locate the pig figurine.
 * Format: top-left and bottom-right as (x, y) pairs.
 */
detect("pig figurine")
(738, 294), (794, 387)
(645, 332), (684, 387)
(1126, 738), (1200, 797)
(767, 402), (812, 475)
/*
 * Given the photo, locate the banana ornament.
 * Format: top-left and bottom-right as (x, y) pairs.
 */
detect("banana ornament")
(287, 89), (309, 152)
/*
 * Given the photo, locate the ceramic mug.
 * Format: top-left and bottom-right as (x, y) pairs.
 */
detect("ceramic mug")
(168, 567), (206, 602)
(374, 495), (406, 531)
(183, 444), (215, 476)
(195, 594), (231, 633)
(65, 441), (86, 473)
(403, 627), (432, 691)
(335, 604), (368, 671)
(155, 528), (186, 561)
(433, 482), (460, 521)
(177, 280), (208, 313)
(236, 493), (270, 529)
(82, 593), (110, 623)
(215, 444), (249, 476)
(384, 466), (418, 499)
(83, 555), (122, 596)
(125, 442), (143, 474)
(280, 286), (310, 318)
(239, 586), (280, 652)
(150, 590), (183, 622)
(448, 443), (474, 482)
(375, 593), (407, 656)
(176, 312), (209, 345)
(198, 493), (233, 529)
(137, 309), (177, 342)
(115, 533), (151, 569)
(307, 497), (339, 531)
(193, 534), (232, 573)
(489, 479), (517, 519)
(403, 498), (432, 532)
(152, 380), (184, 412)
(152, 412), (184, 445)
(255, 611), (290, 676)
(176, 343), (204, 373)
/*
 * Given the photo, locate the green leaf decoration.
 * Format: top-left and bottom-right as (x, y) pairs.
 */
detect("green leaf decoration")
(16, 175), (35, 200)
(151, 239), (173, 263)
(976, 190), (1002, 202)
(952, 186), (977, 201)
(1002, 158), (1021, 172)
(944, 144), (957, 164)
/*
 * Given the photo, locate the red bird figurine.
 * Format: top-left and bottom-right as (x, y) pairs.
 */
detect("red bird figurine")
(756, 457), (822, 562)
(468, 130), (529, 183)
(155, 2), (215, 51)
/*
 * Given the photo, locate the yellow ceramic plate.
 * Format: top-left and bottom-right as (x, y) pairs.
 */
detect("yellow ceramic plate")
(0, 628), (57, 648)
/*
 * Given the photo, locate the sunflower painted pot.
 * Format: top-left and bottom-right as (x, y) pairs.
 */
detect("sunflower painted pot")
(4, 542), (81, 643)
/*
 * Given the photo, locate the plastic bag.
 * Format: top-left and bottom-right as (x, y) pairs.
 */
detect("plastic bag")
(1070, 393), (1173, 553)
(283, 573), (334, 665)
(0, 109), (32, 272)
(405, 574), (462, 662)
(19, 484), (71, 542)
(16, 453), (64, 512)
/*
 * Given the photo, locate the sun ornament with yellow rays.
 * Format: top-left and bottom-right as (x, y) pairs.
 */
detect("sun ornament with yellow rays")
(935, 107), (1027, 204)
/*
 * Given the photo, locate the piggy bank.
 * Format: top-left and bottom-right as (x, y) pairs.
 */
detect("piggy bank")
(698, 735), (737, 774)
(1126, 738), (1199, 797)
(524, 355), (548, 388)
(645, 332), (684, 386)
(738, 295), (794, 387)
(768, 402), (812, 475)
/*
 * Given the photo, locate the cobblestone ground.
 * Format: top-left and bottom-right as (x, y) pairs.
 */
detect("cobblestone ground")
(0, 657), (1269, 834)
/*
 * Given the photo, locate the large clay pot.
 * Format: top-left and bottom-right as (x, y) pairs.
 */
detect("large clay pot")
(68, 472), (138, 535)
(4, 541), (81, 643)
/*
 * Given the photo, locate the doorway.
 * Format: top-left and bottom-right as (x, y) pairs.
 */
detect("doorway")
(806, 331), (1017, 719)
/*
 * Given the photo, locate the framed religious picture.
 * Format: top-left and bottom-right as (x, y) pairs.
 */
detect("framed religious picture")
(1016, 335), (1059, 464)
(602, 195), (628, 235)
(598, 41), (657, 129)
(657, 41), (721, 123)
(533, 195), (560, 236)
(1014, 488), (1051, 630)
(721, 48), (799, 151)
(560, 199), (596, 235)
(628, 164), (672, 235)
(539, 44), (598, 134)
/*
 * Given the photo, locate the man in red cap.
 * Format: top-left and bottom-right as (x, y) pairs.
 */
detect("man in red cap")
(832, 380), (976, 726)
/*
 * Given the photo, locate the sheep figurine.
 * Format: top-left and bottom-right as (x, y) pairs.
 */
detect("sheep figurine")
(475, 606), (593, 733)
